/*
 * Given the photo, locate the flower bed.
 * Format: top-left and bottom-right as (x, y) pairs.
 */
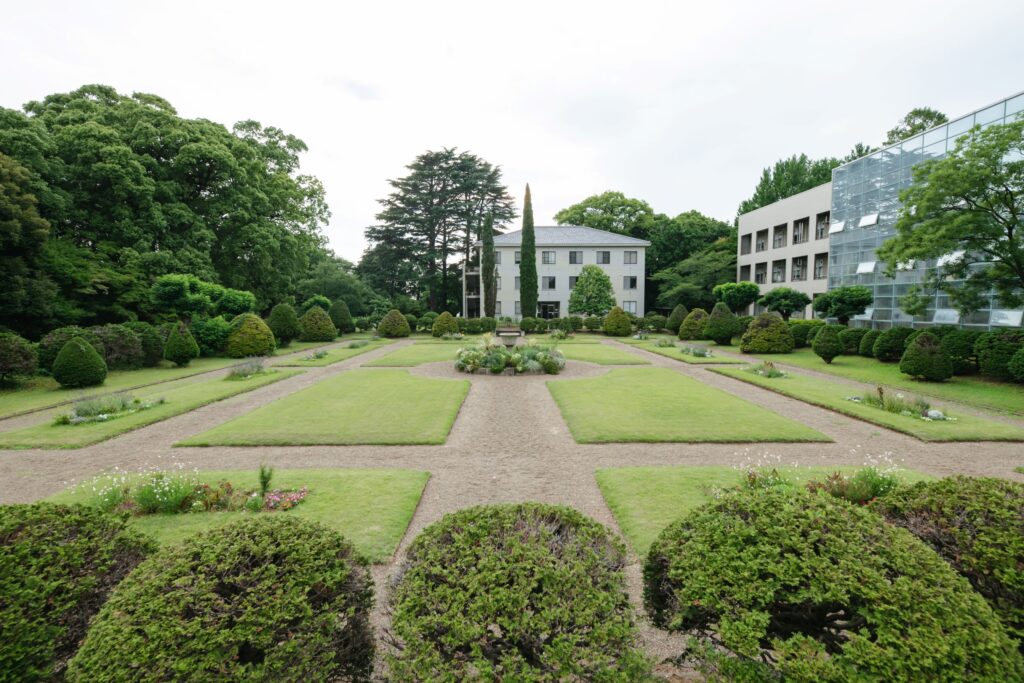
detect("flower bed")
(846, 385), (954, 422)
(455, 336), (565, 374)
(53, 393), (165, 426)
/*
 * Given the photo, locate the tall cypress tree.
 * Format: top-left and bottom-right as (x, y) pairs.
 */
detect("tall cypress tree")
(519, 184), (538, 318)
(481, 213), (497, 317)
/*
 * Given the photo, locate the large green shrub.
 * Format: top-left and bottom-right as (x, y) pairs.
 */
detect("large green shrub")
(858, 329), (882, 357)
(975, 330), (1024, 380)
(299, 305), (338, 342)
(837, 327), (868, 355)
(788, 320), (824, 348)
(431, 311), (458, 337)
(266, 303), (302, 347)
(52, 337), (107, 387)
(584, 315), (604, 331)
(377, 309), (411, 338)
(739, 312), (794, 353)
(0, 332), (37, 383)
(67, 517), (374, 683)
(872, 326), (914, 362)
(123, 322), (163, 367)
(643, 313), (667, 332)
(941, 328), (983, 374)
(874, 476), (1024, 644)
(225, 313), (276, 357)
(602, 306), (632, 336)
(163, 322), (200, 367)
(189, 316), (231, 356)
(899, 331), (954, 381)
(329, 299), (355, 333)
(417, 311), (438, 332)
(389, 503), (650, 680)
(1009, 347), (1024, 383)
(89, 324), (144, 370)
(678, 308), (708, 340)
(811, 324), (845, 364)
(301, 294), (332, 313)
(38, 326), (104, 372)
(0, 503), (155, 682)
(644, 487), (1022, 681)
(666, 304), (688, 335)
(702, 302), (739, 345)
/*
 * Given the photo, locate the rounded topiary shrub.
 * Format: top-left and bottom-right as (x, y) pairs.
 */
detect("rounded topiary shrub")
(301, 294), (332, 313)
(0, 332), (37, 383)
(431, 311), (458, 337)
(739, 312), (794, 353)
(329, 299), (355, 333)
(872, 326), (914, 362)
(941, 328), (983, 374)
(123, 322), (164, 367)
(602, 306), (632, 336)
(299, 305), (338, 342)
(52, 337), (108, 387)
(38, 326), (104, 372)
(702, 302), (739, 345)
(804, 323), (822, 344)
(377, 309), (411, 338)
(1, 503), (155, 682)
(266, 303), (302, 347)
(163, 322), (200, 367)
(678, 308), (708, 340)
(389, 503), (651, 681)
(975, 330), (1024, 380)
(812, 324), (845, 364)
(189, 316), (231, 356)
(788, 320), (823, 348)
(666, 304), (688, 337)
(68, 517), (374, 683)
(644, 314), (667, 332)
(838, 327), (868, 355)
(225, 313), (276, 357)
(88, 324), (144, 370)
(644, 488), (1023, 682)
(417, 311), (437, 332)
(583, 315), (603, 331)
(858, 328), (882, 357)
(899, 331), (954, 381)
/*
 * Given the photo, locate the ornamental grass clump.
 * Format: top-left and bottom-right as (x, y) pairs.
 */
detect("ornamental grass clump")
(388, 503), (651, 681)
(67, 517), (374, 683)
(643, 487), (1023, 681)
(847, 385), (946, 420)
(805, 466), (901, 505)
(226, 357), (267, 379)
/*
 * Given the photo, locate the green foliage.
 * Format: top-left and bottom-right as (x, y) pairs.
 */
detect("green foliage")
(224, 313), (275, 358)
(858, 329), (882, 357)
(805, 467), (901, 505)
(712, 281), (760, 313)
(431, 311), (458, 337)
(875, 476), (1024, 644)
(301, 294), (332, 312)
(788, 320), (824, 348)
(163, 322), (200, 367)
(0, 503), (155, 683)
(602, 306), (633, 337)
(975, 330), (1024, 380)
(554, 191), (654, 238)
(389, 503), (650, 680)
(837, 327), (868, 354)
(90, 324), (144, 370)
(872, 327), (915, 362)
(480, 213), (497, 317)
(417, 311), (438, 332)
(266, 303), (302, 347)
(644, 487), (1023, 681)
(67, 517), (374, 683)
(38, 326), (103, 372)
(647, 210), (734, 280)
(884, 107), (949, 145)
(568, 264), (615, 316)
(737, 153), (840, 215)
(53, 337), (107, 387)
(678, 308), (708, 340)
(122, 322), (163, 367)
(812, 324), (845, 364)
(214, 287), (256, 317)
(736, 315), (753, 336)
(0, 332), (37, 383)
(644, 314), (667, 331)
(757, 287), (811, 321)
(653, 233), (736, 311)
(666, 304), (688, 335)
(740, 312), (794, 353)
(899, 331), (954, 381)
(702, 302), (739, 345)
(328, 299), (355, 333)
(298, 305), (338, 342)
(377, 309), (411, 338)
(1009, 347), (1024, 383)
(189, 316), (231, 357)
(519, 184), (538, 318)
(812, 285), (874, 324)
(151, 274), (255, 320)
(455, 338), (564, 375)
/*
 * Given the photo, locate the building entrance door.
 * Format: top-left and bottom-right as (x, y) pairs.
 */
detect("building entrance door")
(538, 302), (560, 319)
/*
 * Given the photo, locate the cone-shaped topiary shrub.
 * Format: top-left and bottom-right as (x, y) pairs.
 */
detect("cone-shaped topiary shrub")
(602, 306), (632, 336)
(0, 332), (37, 383)
(838, 327), (868, 355)
(67, 517), (374, 683)
(299, 305), (337, 342)
(1, 503), (155, 682)
(941, 329), (983, 374)
(163, 322), (200, 367)
(123, 322), (164, 367)
(702, 302), (739, 345)
(52, 337), (108, 387)
(377, 309), (411, 338)
(329, 300), (355, 333)
(975, 330), (1024, 380)
(389, 503), (651, 680)
(858, 329), (882, 357)
(678, 308), (708, 340)
(266, 303), (302, 347)
(666, 304), (688, 336)
(872, 327), (914, 362)
(225, 313), (276, 357)
(739, 312), (794, 353)
(38, 326), (104, 372)
(431, 311), (458, 337)
(812, 324), (845, 364)
(899, 331), (954, 381)
(644, 487), (1023, 681)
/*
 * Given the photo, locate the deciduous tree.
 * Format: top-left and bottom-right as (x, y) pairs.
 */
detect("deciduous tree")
(568, 265), (615, 316)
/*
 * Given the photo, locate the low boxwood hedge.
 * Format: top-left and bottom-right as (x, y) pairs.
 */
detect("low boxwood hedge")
(644, 487), (1022, 681)
(67, 516), (374, 682)
(388, 503), (651, 681)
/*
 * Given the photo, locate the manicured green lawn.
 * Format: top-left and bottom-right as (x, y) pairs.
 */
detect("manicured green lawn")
(275, 340), (392, 367)
(48, 468), (428, 562)
(597, 465), (932, 556)
(179, 369), (469, 446)
(547, 368), (828, 443)
(757, 347), (1024, 415)
(709, 366), (1024, 442)
(635, 342), (744, 365)
(0, 371), (301, 449)
(557, 344), (649, 365)
(364, 344), (460, 366)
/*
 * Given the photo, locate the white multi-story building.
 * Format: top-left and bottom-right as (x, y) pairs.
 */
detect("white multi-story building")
(463, 225), (649, 319)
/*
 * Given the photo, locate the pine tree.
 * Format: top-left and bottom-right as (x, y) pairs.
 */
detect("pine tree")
(519, 184), (537, 318)
(481, 213), (497, 317)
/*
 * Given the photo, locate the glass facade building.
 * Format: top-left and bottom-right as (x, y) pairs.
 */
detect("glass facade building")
(828, 91), (1024, 330)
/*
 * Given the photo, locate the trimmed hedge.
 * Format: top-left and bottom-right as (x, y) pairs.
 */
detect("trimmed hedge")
(602, 306), (632, 336)
(788, 320), (824, 348)
(666, 304), (688, 336)
(38, 326), (104, 372)
(975, 330), (1024, 380)
(678, 308), (708, 340)
(189, 316), (231, 356)
(899, 331), (953, 381)
(739, 312), (794, 353)
(53, 337), (107, 387)
(389, 504), (651, 680)
(644, 487), (1023, 681)
(68, 517), (374, 683)
(89, 324), (144, 370)
(942, 329), (983, 375)
(377, 309), (411, 338)
(417, 311), (438, 332)
(702, 302), (739, 345)
(225, 313), (276, 357)
(0, 332), (37, 382)
(584, 315), (603, 331)
(838, 327), (868, 355)
(299, 305), (338, 342)
(301, 294), (332, 312)
(431, 311), (458, 337)
(812, 324), (844, 364)
(0, 503), (155, 682)
(644, 314), (667, 332)
(123, 322), (163, 367)
(872, 326), (914, 362)
(858, 329), (882, 357)
(163, 322), (200, 367)
(875, 476), (1024, 644)
(1010, 347), (1024, 383)
(267, 303), (302, 347)
(329, 300), (355, 333)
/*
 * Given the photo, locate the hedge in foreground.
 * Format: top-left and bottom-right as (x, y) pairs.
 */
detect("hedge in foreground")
(299, 305), (338, 342)
(739, 311), (793, 353)
(0, 504), (155, 683)
(38, 326), (104, 372)
(68, 516), (374, 683)
(389, 503), (651, 681)
(874, 476), (1024, 645)
(225, 313), (276, 357)
(644, 487), (1022, 681)
(52, 337), (108, 387)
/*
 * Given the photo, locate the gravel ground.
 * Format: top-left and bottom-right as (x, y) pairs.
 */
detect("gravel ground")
(2, 336), (1022, 677)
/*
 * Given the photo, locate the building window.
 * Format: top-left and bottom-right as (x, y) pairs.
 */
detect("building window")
(772, 259), (786, 283)
(755, 263), (767, 284)
(815, 212), (830, 239)
(622, 301), (637, 314)
(542, 250), (555, 264)
(624, 251), (638, 264)
(740, 234), (752, 255)
(813, 253), (828, 280)
(772, 224), (787, 249)
(495, 302), (501, 315)
(514, 250), (521, 264)
(515, 276), (520, 290)
(791, 256), (807, 281)
(515, 301), (521, 316)
(755, 229), (768, 252)
(569, 250), (583, 264)
(739, 265), (751, 281)
(623, 276), (637, 290)
(569, 276), (578, 289)
(597, 251), (611, 264)
(494, 251), (501, 264)
(542, 276), (556, 290)
(496, 276), (502, 290)
(792, 218), (809, 244)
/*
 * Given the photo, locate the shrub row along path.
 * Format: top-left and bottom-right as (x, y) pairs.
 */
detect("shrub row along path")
(1, 335), (1022, 675)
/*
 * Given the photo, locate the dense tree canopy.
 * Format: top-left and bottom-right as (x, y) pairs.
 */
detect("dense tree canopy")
(554, 191), (654, 239)
(737, 154), (840, 216)
(652, 232), (737, 311)
(568, 264), (615, 316)
(884, 107), (949, 146)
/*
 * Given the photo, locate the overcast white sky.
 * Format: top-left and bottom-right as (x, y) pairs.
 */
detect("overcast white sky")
(4, 1), (1023, 261)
